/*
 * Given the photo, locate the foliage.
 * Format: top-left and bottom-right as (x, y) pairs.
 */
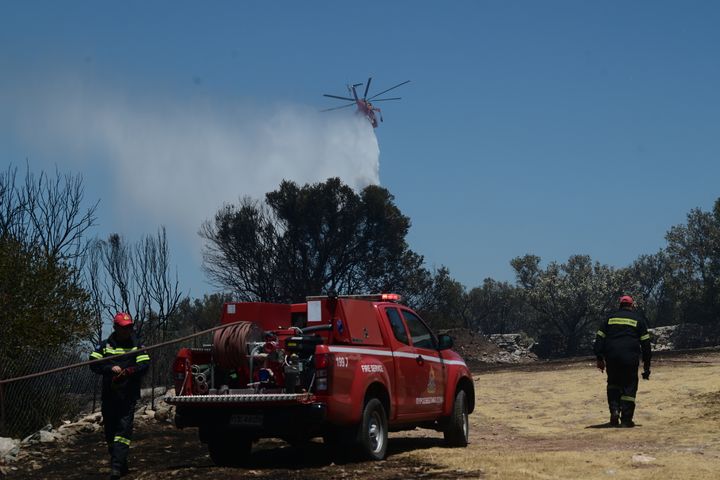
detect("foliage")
(664, 199), (720, 326)
(0, 237), (93, 360)
(622, 251), (675, 327)
(173, 293), (232, 337)
(200, 178), (430, 303)
(414, 266), (468, 329)
(0, 165), (96, 362)
(467, 278), (528, 335)
(511, 254), (623, 356)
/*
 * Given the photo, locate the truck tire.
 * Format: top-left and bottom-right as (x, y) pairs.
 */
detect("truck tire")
(443, 389), (469, 447)
(208, 434), (252, 467)
(357, 398), (388, 460)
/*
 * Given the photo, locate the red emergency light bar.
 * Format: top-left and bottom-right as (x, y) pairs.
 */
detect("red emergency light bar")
(380, 293), (402, 301)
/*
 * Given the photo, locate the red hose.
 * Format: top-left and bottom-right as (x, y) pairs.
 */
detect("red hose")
(212, 321), (263, 369)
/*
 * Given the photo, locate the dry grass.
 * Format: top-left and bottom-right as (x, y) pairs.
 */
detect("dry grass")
(392, 353), (720, 479)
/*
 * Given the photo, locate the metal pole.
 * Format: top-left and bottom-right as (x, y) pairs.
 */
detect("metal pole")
(0, 383), (6, 436)
(151, 360), (156, 410)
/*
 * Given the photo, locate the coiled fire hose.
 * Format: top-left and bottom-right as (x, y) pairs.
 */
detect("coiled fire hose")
(212, 321), (263, 370)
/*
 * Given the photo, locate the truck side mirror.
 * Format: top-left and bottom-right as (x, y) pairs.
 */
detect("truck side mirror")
(437, 333), (453, 350)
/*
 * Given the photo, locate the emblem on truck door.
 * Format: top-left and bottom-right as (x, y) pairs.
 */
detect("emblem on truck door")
(427, 368), (437, 394)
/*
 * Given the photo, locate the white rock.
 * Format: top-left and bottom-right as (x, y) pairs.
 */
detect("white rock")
(632, 453), (656, 464)
(39, 430), (60, 443)
(0, 437), (20, 461)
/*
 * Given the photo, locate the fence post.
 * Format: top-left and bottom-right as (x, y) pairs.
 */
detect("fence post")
(0, 383), (6, 436)
(151, 361), (156, 410)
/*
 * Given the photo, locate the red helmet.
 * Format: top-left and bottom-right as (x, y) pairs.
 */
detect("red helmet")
(619, 295), (634, 306)
(113, 312), (133, 327)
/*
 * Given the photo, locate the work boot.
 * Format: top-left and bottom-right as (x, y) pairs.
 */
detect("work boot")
(609, 407), (620, 427)
(620, 406), (635, 428)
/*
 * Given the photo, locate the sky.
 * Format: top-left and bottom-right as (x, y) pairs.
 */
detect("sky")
(2, 1), (719, 299)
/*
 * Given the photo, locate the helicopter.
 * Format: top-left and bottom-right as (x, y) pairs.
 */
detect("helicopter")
(322, 77), (410, 128)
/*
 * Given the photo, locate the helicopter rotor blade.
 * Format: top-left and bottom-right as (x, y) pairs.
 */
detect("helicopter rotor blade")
(363, 77), (372, 99)
(369, 97), (401, 102)
(323, 94), (356, 101)
(320, 103), (356, 112)
(367, 80), (410, 100)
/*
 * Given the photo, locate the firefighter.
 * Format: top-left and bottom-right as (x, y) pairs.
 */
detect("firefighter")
(89, 312), (150, 479)
(594, 295), (652, 428)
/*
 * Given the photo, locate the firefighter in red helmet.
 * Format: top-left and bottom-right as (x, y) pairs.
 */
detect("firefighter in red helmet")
(593, 295), (652, 427)
(89, 312), (150, 479)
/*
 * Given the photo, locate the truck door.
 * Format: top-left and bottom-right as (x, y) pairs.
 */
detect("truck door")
(383, 307), (418, 417)
(400, 309), (446, 416)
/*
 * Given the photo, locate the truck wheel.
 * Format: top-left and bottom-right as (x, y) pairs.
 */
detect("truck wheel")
(357, 398), (388, 460)
(443, 389), (469, 447)
(208, 434), (252, 466)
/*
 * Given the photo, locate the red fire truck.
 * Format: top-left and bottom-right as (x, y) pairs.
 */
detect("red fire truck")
(165, 293), (474, 465)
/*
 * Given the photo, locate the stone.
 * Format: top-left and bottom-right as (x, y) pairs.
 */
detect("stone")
(631, 453), (656, 464)
(80, 412), (103, 424)
(0, 437), (20, 462)
(39, 430), (60, 443)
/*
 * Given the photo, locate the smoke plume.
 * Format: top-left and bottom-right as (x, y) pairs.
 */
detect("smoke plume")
(4, 80), (380, 248)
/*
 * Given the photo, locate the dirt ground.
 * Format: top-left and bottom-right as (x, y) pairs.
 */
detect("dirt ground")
(4, 350), (720, 480)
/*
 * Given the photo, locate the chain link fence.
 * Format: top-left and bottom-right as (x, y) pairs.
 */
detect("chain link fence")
(0, 328), (216, 439)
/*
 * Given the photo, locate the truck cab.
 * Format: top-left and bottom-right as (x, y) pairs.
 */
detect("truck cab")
(166, 293), (474, 464)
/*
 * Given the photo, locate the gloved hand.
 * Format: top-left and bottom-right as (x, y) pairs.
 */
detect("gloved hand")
(596, 358), (605, 373)
(641, 369), (651, 380)
(112, 367), (134, 382)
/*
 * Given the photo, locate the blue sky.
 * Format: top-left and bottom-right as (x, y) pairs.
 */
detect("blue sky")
(2, 1), (719, 298)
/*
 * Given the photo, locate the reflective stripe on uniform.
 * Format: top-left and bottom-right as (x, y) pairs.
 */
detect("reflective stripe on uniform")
(90, 351), (103, 359)
(596, 330), (606, 338)
(608, 317), (638, 327)
(640, 334), (650, 341)
(620, 395), (635, 403)
(607, 384), (620, 390)
(104, 346), (138, 355)
(136, 354), (150, 362)
(113, 435), (131, 445)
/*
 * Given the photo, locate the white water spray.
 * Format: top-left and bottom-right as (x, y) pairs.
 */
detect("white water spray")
(5, 81), (381, 247)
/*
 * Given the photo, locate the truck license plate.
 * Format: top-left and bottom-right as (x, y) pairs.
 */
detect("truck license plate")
(229, 414), (263, 427)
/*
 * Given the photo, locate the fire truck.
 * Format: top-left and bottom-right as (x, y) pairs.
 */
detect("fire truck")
(165, 293), (474, 465)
